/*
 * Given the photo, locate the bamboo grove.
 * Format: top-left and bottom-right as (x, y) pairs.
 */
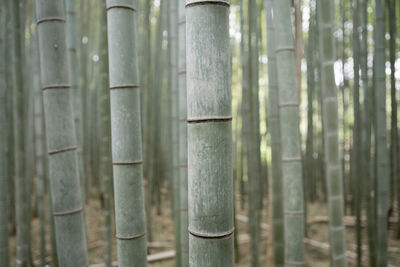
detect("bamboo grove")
(1, 0), (400, 266)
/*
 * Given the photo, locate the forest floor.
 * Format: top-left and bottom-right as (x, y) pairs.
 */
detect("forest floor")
(7, 188), (400, 266)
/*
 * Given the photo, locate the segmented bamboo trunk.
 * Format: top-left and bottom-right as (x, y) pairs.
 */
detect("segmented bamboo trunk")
(272, 0), (305, 265)
(11, 1), (29, 265)
(359, 0), (375, 263)
(35, 0), (89, 266)
(99, 1), (113, 266)
(0, 0), (9, 264)
(374, 0), (389, 265)
(65, 0), (85, 207)
(186, 0), (233, 266)
(178, 0), (188, 265)
(32, 11), (46, 265)
(317, 1), (348, 266)
(169, 0), (181, 265)
(106, 1), (148, 266)
(264, 0), (284, 265)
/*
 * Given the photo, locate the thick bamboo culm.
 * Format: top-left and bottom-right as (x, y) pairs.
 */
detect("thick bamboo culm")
(318, 0), (348, 266)
(272, 0), (305, 265)
(178, 0), (188, 265)
(264, 0), (284, 265)
(35, 0), (89, 266)
(106, 0), (148, 266)
(374, 0), (389, 265)
(186, 0), (234, 266)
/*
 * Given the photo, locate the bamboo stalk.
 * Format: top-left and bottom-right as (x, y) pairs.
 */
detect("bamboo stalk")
(273, 0), (305, 265)
(264, 0), (284, 265)
(35, 0), (89, 266)
(186, 1), (233, 266)
(106, 0), (148, 266)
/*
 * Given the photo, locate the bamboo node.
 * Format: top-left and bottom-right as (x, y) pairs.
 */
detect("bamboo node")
(106, 4), (137, 12)
(188, 227), (234, 239)
(37, 17), (65, 25)
(112, 160), (143, 165)
(116, 232), (146, 240)
(186, 0), (230, 8)
(275, 46), (295, 53)
(42, 84), (71, 91)
(48, 146), (77, 155)
(109, 84), (140, 90)
(53, 206), (83, 216)
(187, 116), (232, 123)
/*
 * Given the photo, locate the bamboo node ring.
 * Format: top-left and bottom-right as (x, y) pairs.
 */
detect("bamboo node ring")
(109, 84), (140, 90)
(116, 232), (146, 240)
(186, 0), (230, 8)
(48, 146), (77, 155)
(187, 116), (232, 123)
(42, 84), (71, 91)
(53, 206), (83, 216)
(37, 17), (65, 25)
(188, 227), (234, 239)
(106, 5), (137, 12)
(112, 160), (143, 165)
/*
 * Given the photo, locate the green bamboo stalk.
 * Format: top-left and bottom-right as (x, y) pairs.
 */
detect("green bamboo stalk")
(106, 1), (148, 266)
(65, 0), (85, 208)
(0, 0), (9, 265)
(169, 0), (181, 265)
(11, 1), (29, 265)
(32, 9), (46, 265)
(351, 1), (363, 264)
(99, 1), (113, 266)
(178, 0), (188, 265)
(273, 0), (305, 265)
(304, 0), (315, 220)
(187, 1), (233, 266)
(264, 0), (284, 264)
(35, 0), (89, 266)
(359, 0), (375, 264)
(152, 0), (167, 217)
(317, 1), (348, 266)
(168, 0), (181, 267)
(375, 0), (389, 265)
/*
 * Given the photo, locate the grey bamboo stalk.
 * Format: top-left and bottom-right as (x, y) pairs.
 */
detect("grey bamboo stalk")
(178, 0), (188, 265)
(186, 0), (233, 266)
(99, 1), (112, 266)
(0, 0), (9, 264)
(169, 0), (181, 265)
(32, 10), (46, 265)
(360, 0), (375, 264)
(264, 0), (284, 265)
(247, 0), (261, 266)
(65, 0), (85, 206)
(11, 1), (29, 265)
(35, 0), (89, 266)
(294, 0), (303, 102)
(317, 1), (348, 266)
(374, 0), (389, 265)
(106, 0), (148, 266)
(272, 0), (305, 265)
(351, 2), (363, 264)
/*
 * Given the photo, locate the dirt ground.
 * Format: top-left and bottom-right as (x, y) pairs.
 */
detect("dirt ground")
(7, 190), (400, 266)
